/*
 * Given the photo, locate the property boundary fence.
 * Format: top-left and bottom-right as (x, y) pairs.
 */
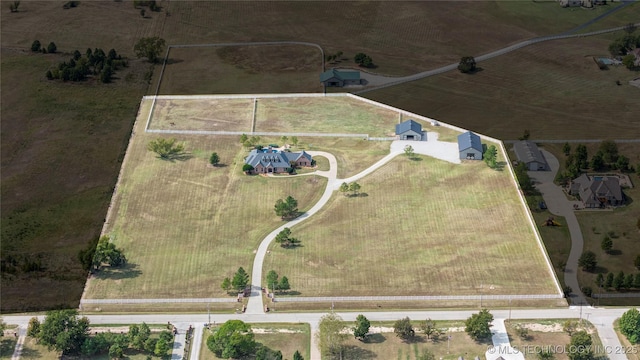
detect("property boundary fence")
(274, 294), (563, 302)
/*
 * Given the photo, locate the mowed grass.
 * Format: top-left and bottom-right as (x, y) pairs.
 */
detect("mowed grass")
(199, 324), (310, 360)
(255, 96), (399, 137)
(156, 45), (323, 95)
(265, 155), (558, 296)
(149, 98), (254, 131)
(366, 36), (640, 140)
(82, 101), (327, 299)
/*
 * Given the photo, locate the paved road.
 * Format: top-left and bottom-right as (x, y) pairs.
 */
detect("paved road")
(527, 150), (588, 305)
(3, 307), (631, 360)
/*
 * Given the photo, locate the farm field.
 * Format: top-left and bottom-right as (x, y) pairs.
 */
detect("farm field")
(264, 154), (559, 297)
(199, 323), (310, 360)
(156, 45), (323, 95)
(82, 101), (327, 299)
(365, 36), (640, 141)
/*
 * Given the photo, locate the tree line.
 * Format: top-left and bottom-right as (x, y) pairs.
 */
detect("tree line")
(39, 45), (128, 84)
(560, 140), (634, 182)
(608, 23), (640, 70)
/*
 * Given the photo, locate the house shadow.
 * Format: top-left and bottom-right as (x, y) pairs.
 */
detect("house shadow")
(92, 263), (142, 280)
(342, 345), (377, 359)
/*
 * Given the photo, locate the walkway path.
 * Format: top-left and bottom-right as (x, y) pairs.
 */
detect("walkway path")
(486, 319), (524, 360)
(527, 150), (588, 305)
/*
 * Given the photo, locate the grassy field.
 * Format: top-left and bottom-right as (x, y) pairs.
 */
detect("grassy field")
(156, 45), (323, 95)
(149, 98), (254, 131)
(264, 154), (559, 297)
(199, 323), (310, 360)
(366, 36), (640, 141)
(255, 96), (399, 137)
(82, 101), (327, 299)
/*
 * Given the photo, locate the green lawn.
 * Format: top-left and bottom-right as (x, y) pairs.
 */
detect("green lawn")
(265, 154), (559, 297)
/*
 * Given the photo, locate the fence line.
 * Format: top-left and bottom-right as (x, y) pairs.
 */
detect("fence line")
(592, 293), (640, 299)
(81, 298), (237, 304)
(274, 294), (563, 302)
(146, 129), (369, 138)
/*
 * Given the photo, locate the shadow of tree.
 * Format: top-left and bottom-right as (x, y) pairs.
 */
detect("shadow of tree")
(159, 152), (193, 162)
(92, 263), (142, 280)
(0, 339), (17, 358)
(342, 345), (377, 359)
(363, 333), (386, 344)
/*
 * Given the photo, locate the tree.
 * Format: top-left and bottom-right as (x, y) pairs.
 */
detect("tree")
(266, 270), (279, 293)
(134, 36), (166, 63)
(484, 145), (497, 168)
(538, 349), (555, 360)
(457, 56), (476, 73)
(221, 277), (232, 293)
(232, 267), (249, 292)
(353, 314), (370, 340)
(563, 286), (573, 297)
(465, 309), (493, 341)
(601, 236), (613, 253)
(275, 227), (292, 247)
(280, 135), (288, 144)
(339, 182), (349, 196)
(568, 331), (594, 360)
(9, 1), (20, 12)
(92, 236), (126, 271)
(623, 54), (637, 70)
(615, 155), (631, 172)
(636, 273), (640, 288)
(31, 40), (41, 52)
(274, 196), (298, 219)
(605, 272), (614, 288)
(624, 273), (634, 289)
(575, 144), (588, 169)
(349, 182), (361, 196)
(590, 151), (605, 171)
(293, 350), (304, 360)
(27, 317), (40, 337)
(209, 152), (220, 166)
(130, 322), (150, 350)
(635, 254), (640, 270)
(613, 270), (625, 290)
(147, 138), (185, 159)
(109, 344), (124, 359)
(354, 52), (373, 67)
(420, 318), (437, 339)
(242, 164), (254, 173)
(514, 162), (535, 194)
(563, 320), (578, 336)
(206, 320), (256, 359)
(291, 136), (299, 147)
(519, 129), (531, 141)
(619, 308), (640, 343)
(154, 337), (171, 356)
(562, 142), (571, 156)
(317, 313), (347, 359)
(394, 317), (415, 341)
(240, 133), (248, 144)
(100, 65), (112, 83)
(404, 145), (415, 159)
(278, 276), (290, 293)
(578, 251), (597, 272)
(595, 273), (604, 288)
(47, 42), (57, 54)
(255, 345), (283, 360)
(140, 8), (146, 17)
(37, 309), (90, 355)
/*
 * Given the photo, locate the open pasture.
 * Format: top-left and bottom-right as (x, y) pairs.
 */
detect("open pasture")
(149, 98), (254, 131)
(82, 101), (327, 299)
(366, 36), (640, 141)
(265, 154), (559, 297)
(255, 96), (398, 137)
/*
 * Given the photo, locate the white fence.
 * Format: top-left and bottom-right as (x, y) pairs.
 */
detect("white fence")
(274, 294), (563, 302)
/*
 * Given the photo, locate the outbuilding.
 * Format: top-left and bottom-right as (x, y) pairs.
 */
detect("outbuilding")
(513, 140), (549, 171)
(319, 69), (362, 87)
(457, 131), (483, 160)
(395, 119), (424, 141)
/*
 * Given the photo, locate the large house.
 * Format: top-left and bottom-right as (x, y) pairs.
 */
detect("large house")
(244, 148), (312, 174)
(513, 141), (549, 171)
(570, 174), (624, 208)
(395, 119), (424, 141)
(320, 69), (362, 87)
(457, 131), (483, 160)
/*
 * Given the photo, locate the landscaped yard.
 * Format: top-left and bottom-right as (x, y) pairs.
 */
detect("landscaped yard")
(265, 154), (559, 297)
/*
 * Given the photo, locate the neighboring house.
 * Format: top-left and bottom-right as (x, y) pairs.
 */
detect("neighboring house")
(244, 147), (313, 174)
(513, 141), (549, 171)
(395, 119), (424, 141)
(457, 131), (483, 160)
(559, 0), (582, 7)
(320, 69), (362, 87)
(570, 174), (624, 208)
(582, 0), (606, 7)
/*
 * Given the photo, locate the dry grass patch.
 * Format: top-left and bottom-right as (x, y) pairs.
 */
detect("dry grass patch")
(266, 155), (558, 297)
(82, 103), (327, 300)
(149, 98), (254, 131)
(199, 323), (310, 360)
(255, 96), (398, 137)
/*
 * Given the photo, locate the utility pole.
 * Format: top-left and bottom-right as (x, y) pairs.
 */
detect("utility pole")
(508, 297), (512, 323)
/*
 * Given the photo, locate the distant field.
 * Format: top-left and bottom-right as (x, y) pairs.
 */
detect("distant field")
(365, 36), (640, 140)
(265, 154), (559, 297)
(150, 98), (254, 131)
(255, 96), (398, 137)
(82, 101), (327, 299)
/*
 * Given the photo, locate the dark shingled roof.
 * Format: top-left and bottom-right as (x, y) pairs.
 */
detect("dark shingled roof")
(395, 119), (422, 135)
(320, 69), (361, 82)
(513, 140), (547, 166)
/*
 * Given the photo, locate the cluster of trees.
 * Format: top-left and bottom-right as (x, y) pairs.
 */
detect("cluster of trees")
(595, 270), (640, 291)
(279, 135), (299, 147)
(567, 331), (594, 360)
(26, 310), (172, 358)
(339, 182), (361, 197)
(483, 144), (498, 169)
(619, 308), (640, 344)
(354, 52), (373, 68)
(206, 320), (303, 360)
(43, 46), (127, 83)
(221, 267), (250, 293)
(275, 227), (300, 248)
(514, 162), (535, 195)
(31, 40), (57, 54)
(240, 133), (262, 148)
(608, 24), (640, 70)
(265, 270), (290, 293)
(457, 56), (477, 73)
(274, 196), (298, 219)
(561, 141), (633, 181)
(134, 36), (166, 63)
(90, 236), (126, 272)
(147, 138), (186, 160)
(325, 51), (343, 63)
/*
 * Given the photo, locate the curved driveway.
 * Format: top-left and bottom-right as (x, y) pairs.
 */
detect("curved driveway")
(527, 150), (587, 305)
